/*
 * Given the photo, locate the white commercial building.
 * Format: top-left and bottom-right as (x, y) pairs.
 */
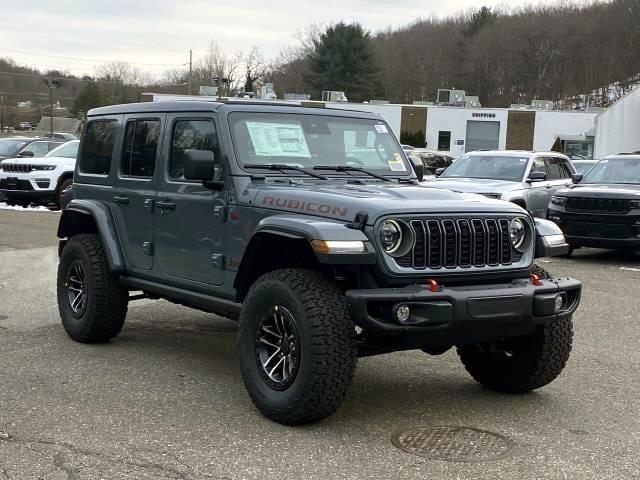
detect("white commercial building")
(594, 86), (640, 158)
(142, 92), (598, 158)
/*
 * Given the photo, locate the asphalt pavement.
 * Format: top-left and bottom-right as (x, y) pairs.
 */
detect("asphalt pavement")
(0, 208), (639, 479)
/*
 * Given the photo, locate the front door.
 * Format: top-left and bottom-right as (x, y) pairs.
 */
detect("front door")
(111, 115), (163, 270)
(526, 157), (551, 217)
(154, 114), (226, 287)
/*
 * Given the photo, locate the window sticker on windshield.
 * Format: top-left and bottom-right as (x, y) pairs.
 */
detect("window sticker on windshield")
(519, 158), (527, 162)
(374, 124), (388, 134)
(388, 153), (407, 172)
(246, 122), (311, 158)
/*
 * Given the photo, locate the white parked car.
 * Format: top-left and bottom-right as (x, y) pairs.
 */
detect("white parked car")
(0, 140), (79, 209)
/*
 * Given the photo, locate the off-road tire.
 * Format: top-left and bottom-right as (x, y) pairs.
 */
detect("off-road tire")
(57, 234), (128, 343)
(238, 268), (357, 425)
(457, 264), (573, 393)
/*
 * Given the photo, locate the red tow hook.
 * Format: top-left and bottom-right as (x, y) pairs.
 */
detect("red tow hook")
(530, 273), (543, 286)
(426, 279), (440, 292)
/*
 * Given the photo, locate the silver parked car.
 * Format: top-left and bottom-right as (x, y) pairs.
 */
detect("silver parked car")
(425, 150), (576, 217)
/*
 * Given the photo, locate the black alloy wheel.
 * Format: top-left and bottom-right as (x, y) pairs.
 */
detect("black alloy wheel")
(255, 305), (301, 390)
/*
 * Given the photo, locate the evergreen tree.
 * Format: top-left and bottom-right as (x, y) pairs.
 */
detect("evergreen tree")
(307, 22), (381, 102)
(71, 82), (106, 116)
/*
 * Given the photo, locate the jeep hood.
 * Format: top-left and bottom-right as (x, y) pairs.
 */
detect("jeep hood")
(426, 177), (522, 194)
(556, 183), (640, 199)
(250, 181), (524, 223)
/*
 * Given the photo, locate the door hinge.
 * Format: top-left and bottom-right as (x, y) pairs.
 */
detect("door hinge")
(143, 242), (153, 256)
(213, 205), (227, 222)
(211, 254), (225, 270)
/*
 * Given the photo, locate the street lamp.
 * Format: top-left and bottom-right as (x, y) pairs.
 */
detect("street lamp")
(43, 78), (61, 138)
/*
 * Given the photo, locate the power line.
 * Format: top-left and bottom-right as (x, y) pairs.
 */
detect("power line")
(0, 70), (129, 84)
(0, 47), (185, 67)
(0, 26), (186, 55)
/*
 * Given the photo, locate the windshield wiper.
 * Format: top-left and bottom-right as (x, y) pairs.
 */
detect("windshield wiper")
(244, 163), (328, 180)
(313, 165), (392, 182)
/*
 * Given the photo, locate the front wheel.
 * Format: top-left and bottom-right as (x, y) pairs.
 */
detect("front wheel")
(57, 178), (73, 210)
(457, 316), (573, 393)
(57, 234), (128, 342)
(238, 269), (357, 425)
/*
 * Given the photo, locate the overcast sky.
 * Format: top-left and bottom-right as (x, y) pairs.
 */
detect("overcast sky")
(0, 0), (589, 80)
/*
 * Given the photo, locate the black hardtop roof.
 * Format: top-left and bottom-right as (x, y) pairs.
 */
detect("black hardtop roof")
(87, 100), (383, 120)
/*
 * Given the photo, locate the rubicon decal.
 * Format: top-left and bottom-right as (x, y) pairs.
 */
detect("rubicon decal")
(262, 196), (348, 217)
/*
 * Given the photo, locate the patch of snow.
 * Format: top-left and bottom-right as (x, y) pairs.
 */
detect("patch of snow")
(0, 202), (59, 212)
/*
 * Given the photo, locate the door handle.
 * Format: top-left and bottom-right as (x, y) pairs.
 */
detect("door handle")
(156, 200), (176, 210)
(545, 185), (553, 189)
(112, 195), (130, 204)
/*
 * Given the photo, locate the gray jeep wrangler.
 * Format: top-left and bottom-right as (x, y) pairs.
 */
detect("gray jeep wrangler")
(56, 101), (581, 425)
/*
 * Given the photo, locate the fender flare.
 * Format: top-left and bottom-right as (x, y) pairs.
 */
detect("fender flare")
(254, 214), (376, 264)
(57, 199), (125, 271)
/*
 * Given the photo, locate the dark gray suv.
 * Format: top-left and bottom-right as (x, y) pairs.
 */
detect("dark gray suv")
(56, 101), (581, 425)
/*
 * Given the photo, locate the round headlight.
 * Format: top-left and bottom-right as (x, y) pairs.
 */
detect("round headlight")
(510, 218), (527, 251)
(380, 219), (402, 253)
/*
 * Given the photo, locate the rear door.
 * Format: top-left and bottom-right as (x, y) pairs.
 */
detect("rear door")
(111, 115), (164, 271)
(153, 113), (226, 287)
(545, 156), (571, 194)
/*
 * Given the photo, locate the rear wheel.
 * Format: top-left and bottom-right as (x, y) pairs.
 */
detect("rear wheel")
(238, 268), (357, 425)
(57, 234), (128, 342)
(457, 264), (573, 393)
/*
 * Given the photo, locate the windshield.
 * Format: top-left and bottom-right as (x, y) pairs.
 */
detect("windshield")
(572, 162), (596, 174)
(46, 141), (79, 158)
(229, 112), (409, 175)
(0, 139), (28, 156)
(440, 154), (528, 181)
(582, 157), (640, 184)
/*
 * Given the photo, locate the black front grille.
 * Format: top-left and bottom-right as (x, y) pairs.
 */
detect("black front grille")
(0, 179), (34, 191)
(394, 217), (519, 270)
(566, 197), (631, 214)
(1, 163), (33, 173)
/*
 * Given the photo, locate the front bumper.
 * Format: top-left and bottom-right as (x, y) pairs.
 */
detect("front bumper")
(548, 207), (640, 249)
(346, 276), (581, 344)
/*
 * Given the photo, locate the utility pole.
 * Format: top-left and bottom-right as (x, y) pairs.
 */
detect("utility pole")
(43, 78), (61, 138)
(188, 49), (193, 95)
(0, 95), (4, 132)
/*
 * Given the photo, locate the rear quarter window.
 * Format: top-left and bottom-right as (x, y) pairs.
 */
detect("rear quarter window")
(79, 120), (118, 175)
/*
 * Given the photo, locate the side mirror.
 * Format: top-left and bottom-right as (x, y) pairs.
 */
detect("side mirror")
(17, 150), (34, 158)
(409, 156), (424, 182)
(571, 173), (583, 184)
(184, 149), (222, 189)
(527, 171), (547, 182)
(435, 167), (446, 177)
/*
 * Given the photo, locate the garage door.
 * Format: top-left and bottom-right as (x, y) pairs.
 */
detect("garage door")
(465, 121), (500, 152)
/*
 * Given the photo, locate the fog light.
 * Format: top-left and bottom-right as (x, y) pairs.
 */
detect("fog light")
(554, 294), (565, 312)
(396, 304), (411, 322)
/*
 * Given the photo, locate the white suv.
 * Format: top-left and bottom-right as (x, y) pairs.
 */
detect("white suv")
(0, 140), (79, 209)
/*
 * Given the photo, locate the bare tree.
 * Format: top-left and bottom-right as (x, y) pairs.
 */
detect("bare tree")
(193, 42), (244, 95)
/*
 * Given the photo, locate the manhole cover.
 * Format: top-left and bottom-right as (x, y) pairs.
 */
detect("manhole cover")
(391, 426), (514, 462)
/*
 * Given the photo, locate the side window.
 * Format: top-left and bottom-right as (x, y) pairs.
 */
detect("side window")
(121, 119), (160, 178)
(22, 141), (49, 157)
(530, 157), (546, 176)
(559, 158), (574, 178)
(438, 131), (451, 151)
(545, 157), (563, 180)
(170, 119), (219, 180)
(79, 120), (117, 175)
